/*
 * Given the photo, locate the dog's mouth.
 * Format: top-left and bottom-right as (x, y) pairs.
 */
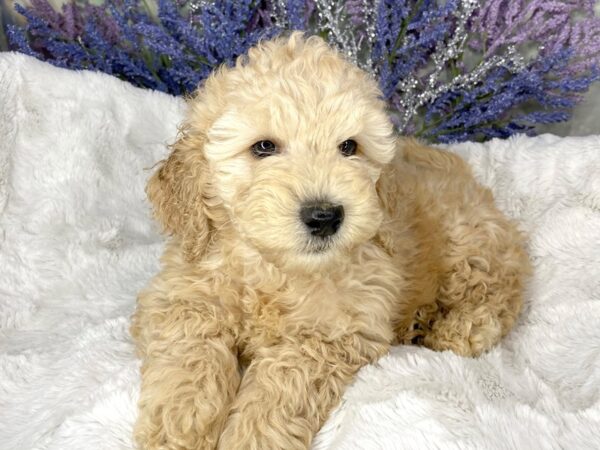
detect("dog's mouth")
(302, 237), (335, 254)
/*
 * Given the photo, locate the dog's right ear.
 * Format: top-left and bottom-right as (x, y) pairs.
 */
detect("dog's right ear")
(146, 128), (212, 262)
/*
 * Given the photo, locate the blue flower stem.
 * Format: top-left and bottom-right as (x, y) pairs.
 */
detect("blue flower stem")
(387, 0), (424, 66)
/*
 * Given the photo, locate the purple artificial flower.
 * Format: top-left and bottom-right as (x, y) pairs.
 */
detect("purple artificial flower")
(286, 0), (311, 30)
(470, 0), (600, 75)
(373, 0), (460, 97)
(6, 0), (600, 144)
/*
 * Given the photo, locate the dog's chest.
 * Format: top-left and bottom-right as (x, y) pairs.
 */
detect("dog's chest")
(236, 268), (398, 357)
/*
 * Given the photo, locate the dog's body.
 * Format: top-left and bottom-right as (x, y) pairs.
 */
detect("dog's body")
(131, 34), (530, 449)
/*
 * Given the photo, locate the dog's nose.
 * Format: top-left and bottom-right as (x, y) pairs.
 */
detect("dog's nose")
(300, 202), (344, 238)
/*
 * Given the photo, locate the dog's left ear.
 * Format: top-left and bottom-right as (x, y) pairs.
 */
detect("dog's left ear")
(146, 129), (213, 262)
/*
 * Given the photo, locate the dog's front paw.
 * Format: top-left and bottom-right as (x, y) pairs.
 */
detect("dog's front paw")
(134, 349), (239, 450)
(217, 412), (310, 450)
(134, 405), (217, 450)
(134, 402), (221, 450)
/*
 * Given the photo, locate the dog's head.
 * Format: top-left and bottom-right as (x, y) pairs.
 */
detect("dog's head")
(148, 33), (396, 270)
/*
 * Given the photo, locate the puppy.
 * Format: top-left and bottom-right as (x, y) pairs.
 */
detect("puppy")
(131, 33), (530, 450)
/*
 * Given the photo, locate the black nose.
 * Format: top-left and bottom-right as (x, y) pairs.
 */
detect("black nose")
(300, 202), (344, 238)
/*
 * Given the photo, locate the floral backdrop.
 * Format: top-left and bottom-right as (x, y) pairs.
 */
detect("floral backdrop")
(2, 0), (600, 143)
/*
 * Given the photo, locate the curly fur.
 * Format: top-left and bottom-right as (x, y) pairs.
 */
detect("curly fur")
(130, 33), (531, 450)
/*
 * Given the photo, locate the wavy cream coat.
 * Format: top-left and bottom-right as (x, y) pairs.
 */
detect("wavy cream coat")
(131, 33), (530, 450)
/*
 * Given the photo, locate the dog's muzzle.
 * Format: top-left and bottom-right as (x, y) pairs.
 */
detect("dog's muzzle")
(300, 201), (344, 238)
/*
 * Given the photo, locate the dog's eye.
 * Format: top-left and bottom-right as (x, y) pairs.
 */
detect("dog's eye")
(339, 139), (357, 157)
(251, 140), (278, 158)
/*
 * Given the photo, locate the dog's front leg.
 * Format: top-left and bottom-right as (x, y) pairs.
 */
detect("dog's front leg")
(132, 297), (240, 450)
(217, 336), (386, 450)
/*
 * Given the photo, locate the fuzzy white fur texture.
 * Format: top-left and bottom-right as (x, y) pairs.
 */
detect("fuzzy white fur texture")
(1, 53), (599, 450)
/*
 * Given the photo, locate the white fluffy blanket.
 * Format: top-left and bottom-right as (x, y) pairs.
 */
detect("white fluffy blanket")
(1, 53), (599, 450)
